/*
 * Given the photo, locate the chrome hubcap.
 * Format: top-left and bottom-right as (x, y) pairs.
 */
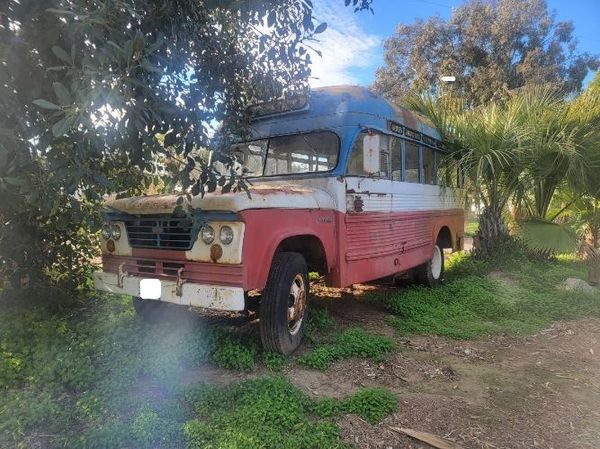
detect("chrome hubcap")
(287, 274), (306, 335)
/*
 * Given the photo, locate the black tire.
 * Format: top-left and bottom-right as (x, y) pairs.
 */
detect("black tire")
(414, 243), (445, 287)
(132, 296), (171, 323)
(260, 252), (309, 354)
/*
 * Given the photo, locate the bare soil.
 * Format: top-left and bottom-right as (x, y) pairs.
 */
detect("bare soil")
(183, 283), (600, 449)
(291, 294), (600, 449)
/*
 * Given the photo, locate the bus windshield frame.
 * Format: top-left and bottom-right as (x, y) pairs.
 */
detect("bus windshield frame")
(230, 131), (340, 178)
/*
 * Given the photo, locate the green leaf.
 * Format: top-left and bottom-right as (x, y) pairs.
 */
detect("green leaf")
(267, 10), (276, 27)
(4, 176), (28, 187)
(46, 8), (75, 16)
(52, 115), (76, 137)
(51, 45), (71, 64)
(53, 82), (71, 105)
(33, 99), (61, 110)
(314, 22), (327, 34)
(520, 219), (579, 254)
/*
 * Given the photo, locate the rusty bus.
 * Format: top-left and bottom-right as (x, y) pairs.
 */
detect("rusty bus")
(94, 85), (464, 354)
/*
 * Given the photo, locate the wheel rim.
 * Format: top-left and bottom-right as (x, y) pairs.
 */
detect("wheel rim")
(431, 245), (443, 279)
(287, 274), (306, 335)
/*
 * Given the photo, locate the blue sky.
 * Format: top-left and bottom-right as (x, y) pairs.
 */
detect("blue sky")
(310, 0), (600, 88)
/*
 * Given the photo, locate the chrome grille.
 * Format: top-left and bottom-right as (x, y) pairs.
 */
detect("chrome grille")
(124, 215), (195, 249)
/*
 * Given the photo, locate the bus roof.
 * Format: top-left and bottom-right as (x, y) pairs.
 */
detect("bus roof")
(249, 85), (441, 141)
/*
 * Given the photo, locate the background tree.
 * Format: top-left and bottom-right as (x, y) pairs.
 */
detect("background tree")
(0, 0), (373, 289)
(373, 0), (598, 106)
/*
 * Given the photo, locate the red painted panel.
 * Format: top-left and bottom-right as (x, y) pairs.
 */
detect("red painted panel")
(104, 208), (463, 293)
(102, 255), (244, 287)
(240, 208), (338, 290)
(339, 209), (464, 286)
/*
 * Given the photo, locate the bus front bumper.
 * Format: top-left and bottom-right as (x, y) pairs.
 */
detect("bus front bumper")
(93, 271), (245, 311)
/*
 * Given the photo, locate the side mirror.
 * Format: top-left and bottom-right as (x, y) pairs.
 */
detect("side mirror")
(362, 134), (380, 174)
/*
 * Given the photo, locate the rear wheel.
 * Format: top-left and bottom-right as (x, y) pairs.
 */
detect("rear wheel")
(260, 252), (308, 354)
(414, 244), (444, 287)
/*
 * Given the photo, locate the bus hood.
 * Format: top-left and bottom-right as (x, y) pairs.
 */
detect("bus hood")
(104, 183), (336, 215)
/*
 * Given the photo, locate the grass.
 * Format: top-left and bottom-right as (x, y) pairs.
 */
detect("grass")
(1, 249), (598, 447)
(298, 328), (395, 370)
(184, 376), (397, 448)
(380, 251), (600, 339)
(0, 292), (261, 448)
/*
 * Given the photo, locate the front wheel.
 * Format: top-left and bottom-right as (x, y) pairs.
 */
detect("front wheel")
(414, 244), (444, 287)
(260, 252), (308, 354)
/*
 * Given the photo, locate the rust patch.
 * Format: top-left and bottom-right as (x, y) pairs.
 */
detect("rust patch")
(249, 184), (314, 195)
(106, 194), (182, 213)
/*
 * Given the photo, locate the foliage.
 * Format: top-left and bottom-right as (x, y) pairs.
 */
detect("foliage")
(518, 219), (579, 256)
(342, 387), (398, 424)
(262, 351), (287, 371)
(0, 291), (263, 448)
(310, 387), (398, 424)
(211, 333), (257, 372)
(184, 376), (341, 449)
(0, 0), (373, 288)
(184, 376), (397, 449)
(305, 305), (336, 342)
(381, 251), (599, 340)
(298, 328), (395, 371)
(373, 0), (598, 106)
(407, 83), (600, 258)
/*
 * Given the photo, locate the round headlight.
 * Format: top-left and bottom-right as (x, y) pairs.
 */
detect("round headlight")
(101, 224), (112, 240)
(111, 223), (121, 241)
(219, 225), (234, 245)
(200, 225), (215, 244)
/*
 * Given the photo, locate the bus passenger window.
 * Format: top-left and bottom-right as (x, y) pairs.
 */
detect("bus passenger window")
(405, 141), (420, 183)
(391, 137), (402, 181)
(422, 146), (435, 184)
(347, 132), (389, 178)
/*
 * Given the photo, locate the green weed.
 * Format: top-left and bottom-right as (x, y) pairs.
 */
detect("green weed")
(262, 351), (287, 371)
(382, 252), (600, 339)
(311, 388), (398, 424)
(298, 328), (395, 370)
(184, 376), (397, 448)
(305, 305), (336, 342)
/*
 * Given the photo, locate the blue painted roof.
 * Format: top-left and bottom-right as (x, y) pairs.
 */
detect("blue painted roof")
(250, 85), (441, 140)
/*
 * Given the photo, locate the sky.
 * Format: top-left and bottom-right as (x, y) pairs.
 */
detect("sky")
(309, 0), (600, 88)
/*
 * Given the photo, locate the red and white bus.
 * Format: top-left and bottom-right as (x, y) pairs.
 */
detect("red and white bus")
(94, 85), (464, 353)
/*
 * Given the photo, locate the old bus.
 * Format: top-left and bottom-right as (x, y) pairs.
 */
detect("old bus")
(94, 85), (464, 354)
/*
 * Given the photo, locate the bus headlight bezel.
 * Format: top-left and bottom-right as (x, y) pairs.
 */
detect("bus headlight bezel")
(101, 224), (112, 240)
(219, 225), (234, 245)
(200, 224), (215, 244)
(111, 223), (122, 241)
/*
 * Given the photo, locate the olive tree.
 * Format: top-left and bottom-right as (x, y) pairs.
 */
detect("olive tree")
(0, 0), (373, 288)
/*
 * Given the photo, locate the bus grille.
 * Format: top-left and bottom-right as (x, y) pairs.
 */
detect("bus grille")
(123, 215), (196, 250)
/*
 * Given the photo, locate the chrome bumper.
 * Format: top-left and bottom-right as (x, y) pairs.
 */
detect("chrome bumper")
(93, 271), (245, 311)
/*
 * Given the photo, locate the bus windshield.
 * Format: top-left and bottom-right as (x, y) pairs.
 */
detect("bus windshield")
(230, 131), (339, 177)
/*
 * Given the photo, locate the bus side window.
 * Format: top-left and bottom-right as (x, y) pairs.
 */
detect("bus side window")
(422, 146), (435, 184)
(391, 137), (402, 181)
(405, 141), (420, 183)
(347, 131), (390, 178)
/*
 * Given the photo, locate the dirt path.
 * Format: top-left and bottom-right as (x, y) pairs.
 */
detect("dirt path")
(176, 284), (600, 449)
(287, 304), (600, 449)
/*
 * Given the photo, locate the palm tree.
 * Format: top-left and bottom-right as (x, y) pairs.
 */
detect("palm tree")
(408, 82), (600, 261)
(406, 93), (528, 257)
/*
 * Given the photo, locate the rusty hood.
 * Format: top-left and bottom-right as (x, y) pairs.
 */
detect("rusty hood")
(104, 182), (336, 215)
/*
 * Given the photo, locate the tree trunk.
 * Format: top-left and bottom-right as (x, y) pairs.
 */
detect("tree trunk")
(474, 205), (511, 258)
